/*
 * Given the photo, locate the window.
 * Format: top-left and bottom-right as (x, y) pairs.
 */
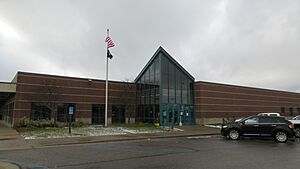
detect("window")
(57, 103), (76, 122)
(149, 64), (154, 87)
(112, 105), (125, 124)
(161, 57), (169, 103)
(244, 117), (259, 125)
(162, 89), (168, 103)
(182, 78), (188, 104)
(144, 69), (149, 90)
(30, 102), (51, 120)
(281, 107), (285, 115)
(290, 107), (294, 116)
(175, 69), (181, 104)
(1, 102), (14, 124)
(259, 117), (274, 123)
(189, 81), (194, 104)
(155, 88), (160, 104)
(154, 57), (160, 85)
(92, 104), (105, 125)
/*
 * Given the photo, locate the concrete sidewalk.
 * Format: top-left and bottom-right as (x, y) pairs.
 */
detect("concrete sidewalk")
(0, 124), (28, 169)
(0, 123), (32, 151)
(25, 126), (220, 148)
(0, 123), (19, 140)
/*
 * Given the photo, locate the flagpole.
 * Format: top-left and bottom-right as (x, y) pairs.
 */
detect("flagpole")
(105, 29), (109, 127)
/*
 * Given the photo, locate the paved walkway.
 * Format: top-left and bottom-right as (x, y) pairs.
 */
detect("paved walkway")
(0, 123), (19, 140)
(0, 123), (31, 151)
(0, 123), (29, 169)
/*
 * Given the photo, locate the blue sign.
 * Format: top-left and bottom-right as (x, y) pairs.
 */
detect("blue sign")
(68, 107), (74, 115)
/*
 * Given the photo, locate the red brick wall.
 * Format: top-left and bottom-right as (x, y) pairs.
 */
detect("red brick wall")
(14, 72), (136, 124)
(195, 81), (300, 123)
(13, 72), (300, 125)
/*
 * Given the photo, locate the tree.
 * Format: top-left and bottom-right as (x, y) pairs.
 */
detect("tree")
(38, 79), (61, 126)
(120, 78), (136, 124)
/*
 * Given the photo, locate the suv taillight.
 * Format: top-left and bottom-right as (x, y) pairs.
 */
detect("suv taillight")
(289, 123), (294, 129)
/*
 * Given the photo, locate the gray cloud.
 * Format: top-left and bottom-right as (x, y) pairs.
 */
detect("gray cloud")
(0, 0), (300, 92)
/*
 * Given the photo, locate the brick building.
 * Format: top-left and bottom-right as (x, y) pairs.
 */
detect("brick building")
(1, 47), (300, 127)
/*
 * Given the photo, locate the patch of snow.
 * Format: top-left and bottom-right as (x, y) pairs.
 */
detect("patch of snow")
(172, 128), (184, 131)
(205, 124), (221, 129)
(24, 136), (37, 140)
(187, 136), (212, 139)
(22, 126), (169, 140)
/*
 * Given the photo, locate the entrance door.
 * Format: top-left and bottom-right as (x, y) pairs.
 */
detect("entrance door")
(92, 104), (105, 125)
(160, 104), (195, 126)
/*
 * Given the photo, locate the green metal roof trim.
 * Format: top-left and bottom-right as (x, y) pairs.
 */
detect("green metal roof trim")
(134, 46), (195, 83)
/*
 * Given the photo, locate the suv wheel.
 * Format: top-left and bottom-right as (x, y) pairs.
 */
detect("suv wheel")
(228, 129), (240, 140)
(274, 131), (288, 143)
(294, 128), (300, 138)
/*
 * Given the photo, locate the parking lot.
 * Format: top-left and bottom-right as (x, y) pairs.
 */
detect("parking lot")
(1, 136), (300, 169)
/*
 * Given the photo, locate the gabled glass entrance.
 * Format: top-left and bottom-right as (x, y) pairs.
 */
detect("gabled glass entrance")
(135, 47), (195, 126)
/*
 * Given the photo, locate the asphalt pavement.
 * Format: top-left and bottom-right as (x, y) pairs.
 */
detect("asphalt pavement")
(1, 136), (300, 169)
(0, 125), (219, 168)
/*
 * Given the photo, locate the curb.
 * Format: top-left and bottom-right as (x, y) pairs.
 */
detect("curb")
(0, 137), (18, 141)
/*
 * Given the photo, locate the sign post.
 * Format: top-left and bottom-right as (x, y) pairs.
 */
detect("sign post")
(68, 106), (74, 134)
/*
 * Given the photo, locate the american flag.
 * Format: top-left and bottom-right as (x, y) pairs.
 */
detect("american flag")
(105, 36), (115, 48)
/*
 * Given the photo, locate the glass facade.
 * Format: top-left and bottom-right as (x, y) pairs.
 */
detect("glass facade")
(135, 48), (195, 126)
(136, 56), (160, 123)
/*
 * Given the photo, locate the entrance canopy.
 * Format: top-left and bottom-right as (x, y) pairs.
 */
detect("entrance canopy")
(0, 82), (16, 104)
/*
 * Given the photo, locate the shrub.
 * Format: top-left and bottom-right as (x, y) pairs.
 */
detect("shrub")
(19, 117), (56, 128)
(222, 116), (237, 124)
(18, 117), (87, 128)
(71, 120), (86, 127)
(56, 122), (67, 128)
(36, 119), (55, 128)
(19, 116), (31, 127)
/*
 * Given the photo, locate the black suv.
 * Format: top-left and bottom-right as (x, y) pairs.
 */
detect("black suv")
(221, 115), (295, 143)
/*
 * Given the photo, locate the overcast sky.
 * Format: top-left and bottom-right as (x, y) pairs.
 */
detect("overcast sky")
(0, 0), (300, 92)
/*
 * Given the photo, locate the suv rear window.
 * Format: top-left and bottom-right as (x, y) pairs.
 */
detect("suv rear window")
(259, 117), (286, 123)
(259, 117), (274, 123)
(277, 117), (289, 123)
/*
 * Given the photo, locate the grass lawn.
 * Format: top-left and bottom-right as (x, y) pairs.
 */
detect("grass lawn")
(19, 124), (166, 139)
